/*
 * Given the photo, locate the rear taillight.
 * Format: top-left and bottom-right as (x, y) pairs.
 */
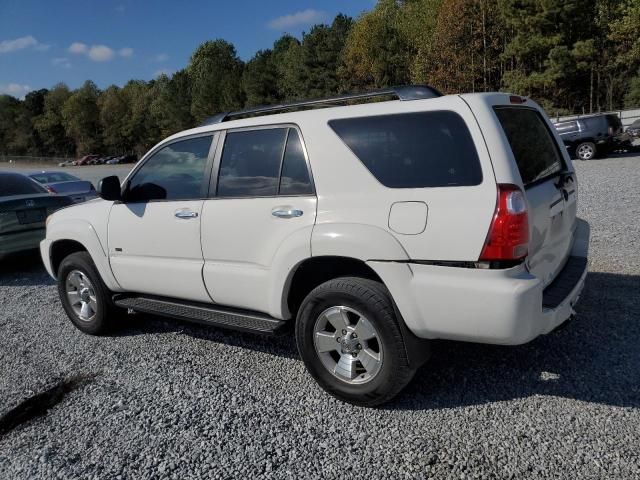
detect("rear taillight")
(45, 185), (57, 194)
(608, 126), (614, 136)
(479, 184), (529, 261)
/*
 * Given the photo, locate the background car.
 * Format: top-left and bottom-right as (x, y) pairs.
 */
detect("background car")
(27, 170), (97, 203)
(0, 172), (73, 258)
(625, 119), (640, 139)
(553, 113), (622, 160)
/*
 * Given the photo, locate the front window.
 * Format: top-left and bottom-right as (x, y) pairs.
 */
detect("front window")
(126, 136), (213, 202)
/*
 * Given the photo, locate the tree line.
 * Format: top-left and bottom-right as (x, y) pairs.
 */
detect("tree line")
(1, 0), (639, 158)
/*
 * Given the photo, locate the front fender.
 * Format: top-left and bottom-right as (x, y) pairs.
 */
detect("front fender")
(41, 218), (122, 291)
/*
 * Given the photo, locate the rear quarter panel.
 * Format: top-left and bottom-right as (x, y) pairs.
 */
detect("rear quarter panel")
(302, 96), (498, 261)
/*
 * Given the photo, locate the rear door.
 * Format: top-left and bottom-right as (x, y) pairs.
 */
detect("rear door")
(493, 106), (576, 285)
(201, 125), (317, 315)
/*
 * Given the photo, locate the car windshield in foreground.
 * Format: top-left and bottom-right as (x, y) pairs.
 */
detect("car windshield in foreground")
(30, 172), (77, 183)
(0, 173), (48, 197)
(494, 107), (566, 187)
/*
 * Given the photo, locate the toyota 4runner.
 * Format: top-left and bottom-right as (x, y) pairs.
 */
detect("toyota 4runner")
(41, 86), (590, 406)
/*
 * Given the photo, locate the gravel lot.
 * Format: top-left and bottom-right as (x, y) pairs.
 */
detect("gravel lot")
(1, 155), (639, 479)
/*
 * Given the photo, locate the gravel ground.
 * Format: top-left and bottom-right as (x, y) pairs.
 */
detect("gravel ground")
(1, 155), (639, 479)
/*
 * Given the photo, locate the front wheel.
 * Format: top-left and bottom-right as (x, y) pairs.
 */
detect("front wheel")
(576, 142), (596, 160)
(295, 277), (416, 406)
(57, 251), (123, 335)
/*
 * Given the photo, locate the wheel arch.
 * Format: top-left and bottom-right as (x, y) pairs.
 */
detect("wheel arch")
(283, 256), (384, 319)
(44, 219), (122, 291)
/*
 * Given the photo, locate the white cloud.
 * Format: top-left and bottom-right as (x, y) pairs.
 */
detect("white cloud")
(119, 47), (134, 58)
(0, 35), (48, 54)
(68, 42), (88, 54)
(88, 45), (114, 61)
(52, 57), (72, 68)
(154, 53), (169, 62)
(69, 42), (132, 62)
(0, 83), (32, 99)
(267, 9), (327, 30)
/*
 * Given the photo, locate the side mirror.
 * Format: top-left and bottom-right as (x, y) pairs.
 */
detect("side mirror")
(97, 176), (122, 201)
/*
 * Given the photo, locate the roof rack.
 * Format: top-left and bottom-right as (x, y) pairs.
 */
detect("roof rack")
(200, 84), (443, 126)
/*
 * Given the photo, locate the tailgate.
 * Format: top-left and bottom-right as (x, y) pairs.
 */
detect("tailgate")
(493, 106), (577, 286)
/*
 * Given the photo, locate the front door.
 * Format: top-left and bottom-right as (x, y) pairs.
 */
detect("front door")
(201, 126), (317, 316)
(108, 134), (216, 302)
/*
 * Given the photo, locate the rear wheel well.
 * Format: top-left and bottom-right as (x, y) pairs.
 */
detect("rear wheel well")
(286, 256), (383, 319)
(50, 240), (87, 276)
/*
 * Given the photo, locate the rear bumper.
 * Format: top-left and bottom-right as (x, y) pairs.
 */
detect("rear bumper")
(369, 218), (590, 345)
(0, 228), (45, 256)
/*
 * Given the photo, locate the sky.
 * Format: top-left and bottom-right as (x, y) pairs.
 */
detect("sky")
(0, 0), (374, 99)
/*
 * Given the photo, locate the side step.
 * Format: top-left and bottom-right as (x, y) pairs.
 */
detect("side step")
(112, 294), (288, 336)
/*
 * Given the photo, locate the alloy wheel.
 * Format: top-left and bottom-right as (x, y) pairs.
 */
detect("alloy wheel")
(312, 306), (383, 384)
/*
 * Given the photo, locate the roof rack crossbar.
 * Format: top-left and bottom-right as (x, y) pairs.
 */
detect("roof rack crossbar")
(200, 85), (443, 126)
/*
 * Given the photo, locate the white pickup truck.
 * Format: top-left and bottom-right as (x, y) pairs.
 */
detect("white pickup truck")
(41, 86), (589, 406)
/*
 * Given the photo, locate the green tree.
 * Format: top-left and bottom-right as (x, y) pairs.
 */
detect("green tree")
(61, 80), (102, 155)
(99, 86), (129, 153)
(33, 83), (74, 156)
(341, 1), (413, 89)
(188, 40), (244, 122)
(242, 49), (280, 107)
(150, 70), (194, 138)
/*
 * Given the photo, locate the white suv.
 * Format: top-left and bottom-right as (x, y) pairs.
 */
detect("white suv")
(41, 86), (589, 406)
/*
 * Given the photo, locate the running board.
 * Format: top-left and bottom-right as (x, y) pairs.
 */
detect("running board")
(112, 294), (288, 336)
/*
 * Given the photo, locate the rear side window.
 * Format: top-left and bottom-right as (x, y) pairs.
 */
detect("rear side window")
(554, 121), (578, 133)
(279, 129), (313, 195)
(494, 107), (565, 186)
(217, 127), (313, 197)
(0, 173), (46, 196)
(328, 111), (482, 188)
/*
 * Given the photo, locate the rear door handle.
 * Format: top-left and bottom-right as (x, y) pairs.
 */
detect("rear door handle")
(272, 209), (303, 218)
(175, 210), (198, 219)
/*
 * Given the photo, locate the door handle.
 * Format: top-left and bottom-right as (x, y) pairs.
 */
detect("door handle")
(272, 209), (303, 218)
(175, 210), (198, 219)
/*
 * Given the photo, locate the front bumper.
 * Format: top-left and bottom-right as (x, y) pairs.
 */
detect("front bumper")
(369, 219), (590, 346)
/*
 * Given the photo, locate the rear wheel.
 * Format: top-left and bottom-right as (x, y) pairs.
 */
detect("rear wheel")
(57, 251), (123, 335)
(295, 277), (416, 406)
(576, 141), (596, 160)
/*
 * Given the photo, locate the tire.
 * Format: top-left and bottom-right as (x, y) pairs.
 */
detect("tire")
(576, 141), (596, 160)
(57, 251), (123, 335)
(295, 277), (416, 406)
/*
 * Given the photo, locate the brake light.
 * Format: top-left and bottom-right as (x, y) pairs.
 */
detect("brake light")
(479, 184), (529, 261)
(509, 95), (527, 104)
(45, 185), (57, 194)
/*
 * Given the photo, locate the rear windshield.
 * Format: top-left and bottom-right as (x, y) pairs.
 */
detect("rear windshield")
(30, 172), (76, 183)
(329, 111), (482, 188)
(494, 107), (565, 186)
(0, 173), (47, 196)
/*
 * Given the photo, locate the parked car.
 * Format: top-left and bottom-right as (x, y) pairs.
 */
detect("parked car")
(28, 170), (97, 203)
(75, 154), (100, 166)
(625, 119), (640, 139)
(0, 172), (73, 258)
(41, 87), (589, 406)
(553, 113), (623, 160)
